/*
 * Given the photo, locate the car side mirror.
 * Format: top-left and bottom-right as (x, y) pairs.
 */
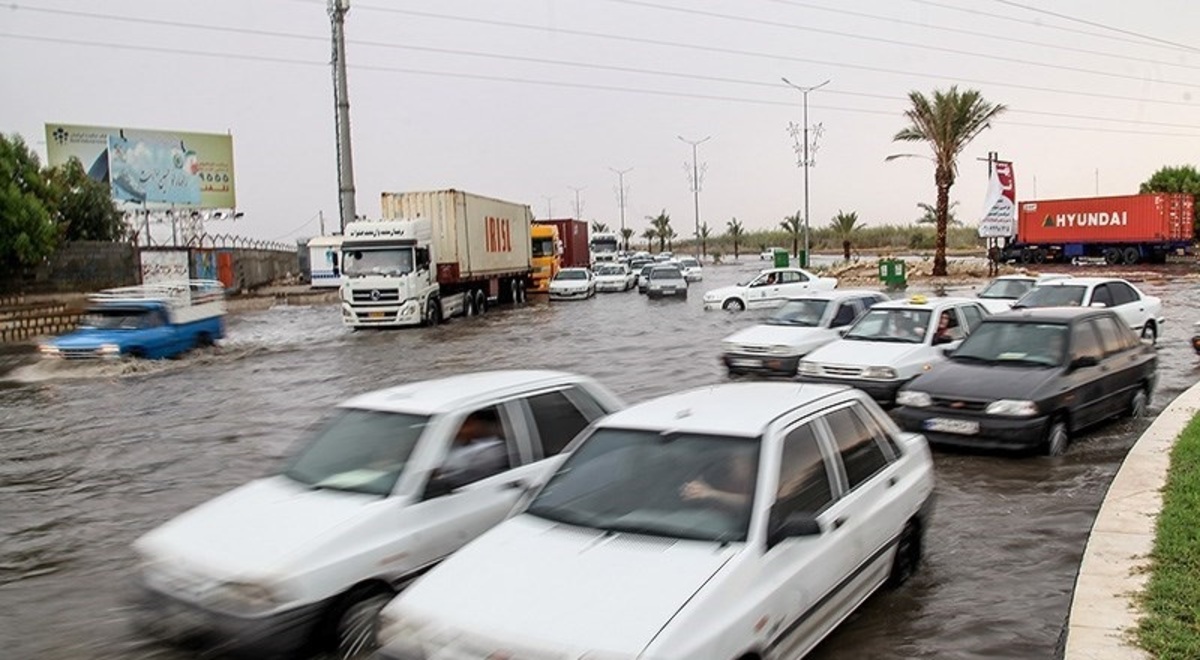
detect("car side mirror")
(767, 512), (822, 548)
(1070, 355), (1099, 370)
(421, 470), (462, 500)
(942, 346), (956, 357)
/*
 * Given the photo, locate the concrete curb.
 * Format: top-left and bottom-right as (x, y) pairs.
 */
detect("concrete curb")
(1064, 380), (1200, 659)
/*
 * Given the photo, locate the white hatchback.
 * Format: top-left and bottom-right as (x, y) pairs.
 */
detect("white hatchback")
(704, 267), (839, 311)
(375, 382), (935, 660)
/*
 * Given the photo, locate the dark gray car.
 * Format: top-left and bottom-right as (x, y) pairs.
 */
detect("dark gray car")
(646, 265), (688, 299)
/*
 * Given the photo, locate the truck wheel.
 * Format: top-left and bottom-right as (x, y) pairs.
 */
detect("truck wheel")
(195, 332), (214, 348)
(1104, 248), (1122, 265)
(1020, 249), (1033, 264)
(1122, 247), (1140, 265)
(424, 299), (441, 327)
(1032, 249), (1046, 264)
(464, 294), (476, 317)
(474, 290), (487, 315)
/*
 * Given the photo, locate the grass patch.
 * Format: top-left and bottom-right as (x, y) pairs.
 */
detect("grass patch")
(1135, 412), (1200, 659)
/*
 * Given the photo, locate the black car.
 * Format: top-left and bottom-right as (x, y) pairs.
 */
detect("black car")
(893, 308), (1156, 456)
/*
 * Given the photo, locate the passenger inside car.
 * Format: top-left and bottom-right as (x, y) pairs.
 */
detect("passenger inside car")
(679, 453), (755, 513)
(933, 311), (963, 345)
(439, 408), (510, 486)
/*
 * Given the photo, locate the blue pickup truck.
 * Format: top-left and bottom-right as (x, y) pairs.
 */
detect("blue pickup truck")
(39, 280), (227, 360)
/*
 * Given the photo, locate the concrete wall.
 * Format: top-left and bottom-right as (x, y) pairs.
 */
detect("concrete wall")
(5, 241), (139, 294)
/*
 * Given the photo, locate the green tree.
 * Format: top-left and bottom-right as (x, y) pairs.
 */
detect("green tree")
(1140, 165), (1200, 232)
(619, 227), (634, 252)
(0, 134), (58, 277)
(647, 210), (673, 252)
(780, 212), (803, 258)
(698, 222), (711, 258)
(45, 157), (125, 241)
(889, 86), (1006, 276)
(591, 220), (610, 234)
(829, 210), (862, 261)
(916, 201), (961, 226)
(726, 217), (744, 259)
(640, 227), (657, 252)
(664, 226), (678, 252)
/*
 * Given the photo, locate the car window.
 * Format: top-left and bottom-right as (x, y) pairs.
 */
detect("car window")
(1092, 316), (1128, 356)
(775, 422), (835, 519)
(830, 303), (858, 328)
(525, 390), (594, 458)
(1070, 321), (1104, 361)
(781, 271), (806, 283)
(822, 407), (890, 490)
(960, 304), (985, 332)
(933, 309), (964, 345)
(1091, 284), (1114, 308)
(1109, 282), (1139, 306)
(851, 404), (903, 461)
(860, 294), (887, 309)
(283, 409), (430, 497)
(435, 406), (514, 490)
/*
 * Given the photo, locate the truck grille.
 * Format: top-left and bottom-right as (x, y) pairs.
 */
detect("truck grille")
(821, 365), (863, 378)
(351, 288), (400, 304)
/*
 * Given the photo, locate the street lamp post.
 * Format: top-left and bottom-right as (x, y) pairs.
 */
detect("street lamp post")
(677, 135), (711, 259)
(609, 167), (632, 250)
(567, 185), (586, 220)
(541, 195), (554, 222)
(782, 77), (829, 266)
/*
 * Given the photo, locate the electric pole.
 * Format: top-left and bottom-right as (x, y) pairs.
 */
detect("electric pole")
(568, 186), (586, 220)
(541, 195), (554, 222)
(610, 167), (632, 250)
(677, 136), (711, 259)
(782, 77), (830, 267)
(329, 0), (357, 232)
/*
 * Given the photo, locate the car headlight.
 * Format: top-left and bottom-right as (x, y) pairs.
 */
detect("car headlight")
(206, 581), (283, 616)
(986, 399), (1039, 417)
(721, 341), (738, 353)
(798, 361), (821, 376)
(769, 345), (792, 356)
(896, 390), (933, 407)
(38, 344), (61, 357)
(98, 343), (122, 356)
(703, 293), (719, 301)
(861, 366), (899, 380)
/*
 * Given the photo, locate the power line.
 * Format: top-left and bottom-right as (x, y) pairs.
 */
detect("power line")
(598, 0), (1199, 87)
(3, 32), (1199, 139)
(760, 0), (1197, 70)
(992, 0), (1200, 54)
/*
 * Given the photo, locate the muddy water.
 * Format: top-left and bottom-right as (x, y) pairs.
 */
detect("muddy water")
(1, 259), (1196, 659)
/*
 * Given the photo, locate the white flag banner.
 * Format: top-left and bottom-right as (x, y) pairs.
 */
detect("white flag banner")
(979, 161), (1016, 238)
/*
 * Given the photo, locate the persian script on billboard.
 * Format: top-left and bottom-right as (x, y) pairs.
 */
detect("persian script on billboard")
(979, 161), (1016, 238)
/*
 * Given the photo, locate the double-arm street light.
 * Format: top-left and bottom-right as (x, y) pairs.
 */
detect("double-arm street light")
(677, 135), (711, 259)
(781, 77), (830, 265)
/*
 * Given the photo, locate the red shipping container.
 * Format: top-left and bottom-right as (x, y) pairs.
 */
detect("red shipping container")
(1018, 193), (1193, 245)
(534, 219), (590, 268)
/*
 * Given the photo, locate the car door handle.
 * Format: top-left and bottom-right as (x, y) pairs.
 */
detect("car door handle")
(832, 516), (847, 529)
(887, 476), (898, 488)
(502, 479), (528, 490)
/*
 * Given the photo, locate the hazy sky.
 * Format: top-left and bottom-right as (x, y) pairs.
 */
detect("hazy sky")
(4, 0), (1198, 243)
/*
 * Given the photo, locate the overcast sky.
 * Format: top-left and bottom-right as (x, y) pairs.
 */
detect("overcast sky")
(4, 0), (1198, 243)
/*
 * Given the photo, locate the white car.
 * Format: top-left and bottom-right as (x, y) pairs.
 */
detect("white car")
(1012, 277), (1164, 344)
(131, 370), (623, 659)
(704, 267), (839, 311)
(722, 290), (890, 377)
(760, 247), (785, 260)
(798, 296), (989, 406)
(678, 256), (704, 282)
(976, 273), (1072, 314)
(549, 268), (595, 300)
(374, 382), (935, 660)
(594, 263), (635, 292)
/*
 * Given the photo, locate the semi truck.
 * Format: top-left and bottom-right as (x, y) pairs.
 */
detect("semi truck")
(999, 193), (1194, 265)
(339, 190), (533, 328)
(536, 218), (590, 268)
(590, 231), (620, 265)
(529, 223), (560, 293)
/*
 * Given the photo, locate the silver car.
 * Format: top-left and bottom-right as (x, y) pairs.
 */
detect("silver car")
(646, 265), (688, 299)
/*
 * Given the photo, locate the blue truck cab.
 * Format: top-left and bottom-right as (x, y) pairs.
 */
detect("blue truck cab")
(39, 280), (227, 360)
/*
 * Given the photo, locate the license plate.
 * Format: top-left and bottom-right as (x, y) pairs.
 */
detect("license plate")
(663, 288), (676, 294)
(368, 311), (386, 319)
(730, 358), (761, 368)
(924, 418), (980, 435)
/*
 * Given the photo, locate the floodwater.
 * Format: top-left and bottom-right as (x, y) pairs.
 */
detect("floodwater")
(1, 257), (1197, 660)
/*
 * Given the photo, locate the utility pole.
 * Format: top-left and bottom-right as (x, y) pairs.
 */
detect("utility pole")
(541, 195), (554, 222)
(782, 77), (830, 267)
(318, 210), (326, 236)
(610, 167), (632, 249)
(568, 186), (586, 220)
(328, 0), (357, 232)
(678, 136), (711, 259)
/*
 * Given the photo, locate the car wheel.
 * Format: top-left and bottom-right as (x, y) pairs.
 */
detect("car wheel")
(723, 298), (745, 311)
(1141, 323), (1157, 345)
(326, 586), (393, 660)
(1042, 418), (1069, 457)
(194, 332), (214, 348)
(886, 519), (922, 588)
(1128, 387), (1149, 418)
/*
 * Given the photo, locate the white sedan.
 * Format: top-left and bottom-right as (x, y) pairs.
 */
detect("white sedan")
(975, 273), (1072, 314)
(375, 382), (934, 660)
(678, 256), (704, 282)
(594, 264), (635, 292)
(549, 268), (596, 300)
(704, 267), (838, 311)
(1012, 276), (1164, 344)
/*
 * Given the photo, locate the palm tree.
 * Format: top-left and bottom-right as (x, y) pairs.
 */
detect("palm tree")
(619, 227), (634, 252)
(888, 86), (1006, 276)
(916, 201), (962, 226)
(647, 210), (673, 252)
(780, 212), (803, 259)
(641, 227), (657, 252)
(663, 226), (678, 252)
(699, 222), (711, 259)
(829, 210), (862, 262)
(726, 217), (744, 259)
(591, 221), (610, 234)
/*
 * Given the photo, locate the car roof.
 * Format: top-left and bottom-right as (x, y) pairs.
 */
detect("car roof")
(1034, 277), (1125, 287)
(598, 382), (852, 437)
(652, 264), (682, 270)
(341, 370), (592, 415)
(870, 295), (980, 310)
(988, 307), (1113, 323)
(782, 289), (885, 302)
(559, 267), (590, 274)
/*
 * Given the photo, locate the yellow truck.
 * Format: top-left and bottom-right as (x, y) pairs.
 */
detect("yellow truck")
(530, 223), (561, 293)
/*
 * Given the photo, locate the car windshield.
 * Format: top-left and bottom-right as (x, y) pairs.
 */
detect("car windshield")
(979, 279), (1033, 300)
(527, 429), (759, 543)
(651, 268), (682, 280)
(531, 238), (555, 258)
(767, 299), (830, 327)
(342, 247), (414, 277)
(953, 322), (1068, 367)
(844, 308), (932, 343)
(282, 409), (429, 496)
(597, 266), (624, 276)
(81, 308), (155, 329)
(679, 259), (699, 268)
(556, 270), (588, 281)
(1015, 285), (1087, 308)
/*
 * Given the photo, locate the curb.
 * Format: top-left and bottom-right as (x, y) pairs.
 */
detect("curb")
(1064, 380), (1200, 659)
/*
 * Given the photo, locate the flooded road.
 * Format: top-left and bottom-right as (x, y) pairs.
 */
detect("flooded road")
(1, 258), (1197, 659)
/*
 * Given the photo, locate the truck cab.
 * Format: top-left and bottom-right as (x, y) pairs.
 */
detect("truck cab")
(339, 220), (441, 328)
(530, 224), (561, 294)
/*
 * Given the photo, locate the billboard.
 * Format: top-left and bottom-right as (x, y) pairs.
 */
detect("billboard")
(979, 161), (1016, 238)
(45, 123), (236, 208)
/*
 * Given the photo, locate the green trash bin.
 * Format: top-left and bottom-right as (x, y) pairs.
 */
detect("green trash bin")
(773, 249), (790, 269)
(797, 249), (808, 268)
(878, 258), (907, 290)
